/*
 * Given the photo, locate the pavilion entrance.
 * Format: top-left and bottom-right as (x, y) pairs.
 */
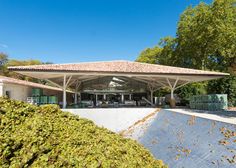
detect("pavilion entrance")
(77, 76), (151, 108)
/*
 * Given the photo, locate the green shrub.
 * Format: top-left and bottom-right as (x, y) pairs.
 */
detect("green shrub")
(207, 74), (236, 107)
(0, 97), (166, 168)
(176, 82), (207, 105)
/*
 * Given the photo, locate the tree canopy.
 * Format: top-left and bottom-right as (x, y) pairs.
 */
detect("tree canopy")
(0, 53), (51, 83)
(175, 0), (236, 71)
(137, 0), (236, 73)
(136, 46), (162, 64)
(136, 0), (236, 106)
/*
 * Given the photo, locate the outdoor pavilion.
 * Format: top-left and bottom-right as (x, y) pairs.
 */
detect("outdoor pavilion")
(8, 60), (229, 108)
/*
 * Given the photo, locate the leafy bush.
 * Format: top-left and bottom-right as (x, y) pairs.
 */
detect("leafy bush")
(0, 97), (166, 168)
(175, 82), (207, 105)
(207, 74), (236, 107)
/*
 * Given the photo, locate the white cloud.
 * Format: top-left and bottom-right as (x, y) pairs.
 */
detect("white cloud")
(0, 43), (8, 48)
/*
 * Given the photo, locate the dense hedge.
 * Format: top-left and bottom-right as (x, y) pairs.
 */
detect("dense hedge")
(0, 97), (166, 168)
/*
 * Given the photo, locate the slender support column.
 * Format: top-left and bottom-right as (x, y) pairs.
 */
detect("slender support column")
(74, 81), (81, 104)
(78, 92), (81, 101)
(121, 94), (124, 103)
(95, 94), (98, 106)
(0, 83), (3, 97)
(166, 77), (179, 108)
(103, 94), (106, 100)
(148, 83), (154, 104)
(150, 90), (154, 104)
(129, 94), (132, 100)
(63, 75), (67, 108)
(170, 89), (174, 99)
(74, 92), (77, 104)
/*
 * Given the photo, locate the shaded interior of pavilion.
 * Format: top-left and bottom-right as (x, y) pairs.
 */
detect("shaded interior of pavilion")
(69, 76), (153, 108)
(48, 75), (193, 108)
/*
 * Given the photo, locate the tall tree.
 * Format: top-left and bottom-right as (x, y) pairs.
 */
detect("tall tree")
(175, 0), (236, 71)
(136, 0), (236, 105)
(136, 46), (162, 64)
(158, 37), (177, 66)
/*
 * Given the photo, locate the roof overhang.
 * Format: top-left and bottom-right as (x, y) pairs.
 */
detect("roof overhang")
(8, 61), (229, 91)
(0, 76), (74, 93)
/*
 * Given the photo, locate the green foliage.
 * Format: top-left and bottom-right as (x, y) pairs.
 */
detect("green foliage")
(176, 83), (207, 105)
(158, 37), (177, 66)
(136, 46), (162, 64)
(175, 0), (236, 71)
(207, 75), (236, 106)
(136, 37), (177, 66)
(0, 98), (166, 168)
(136, 0), (236, 105)
(0, 53), (8, 75)
(0, 54), (51, 84)
(154, 88), (170, 97)
(0, 53), (8, 66)
(137, 0), (236, 71)
(4, 59), (42, 81)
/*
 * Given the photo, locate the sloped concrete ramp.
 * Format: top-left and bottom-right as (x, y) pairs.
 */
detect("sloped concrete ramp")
(64, 108), (158, 132)
(125, 109), (236, 168)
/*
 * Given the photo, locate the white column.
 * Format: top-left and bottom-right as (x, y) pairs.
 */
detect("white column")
(74, 92), (77, 104)
(0, 83), (3, 97)
(74, 81), (80, 104)
(103, 94), (106, 100)
(150, 90), (154, 104)
(166, 77), (179, 108)
(63, 75), (67, 108)
(95, 94), (98, 106)
(78, 92), (81, 101)
(166, 78), (179, 100)
(170, 89), (174, 99)
(129, 94), (132, 100)
(121, 94), (124, 103)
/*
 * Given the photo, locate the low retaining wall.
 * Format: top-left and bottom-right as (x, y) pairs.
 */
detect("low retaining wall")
(63, 108), (157, 132)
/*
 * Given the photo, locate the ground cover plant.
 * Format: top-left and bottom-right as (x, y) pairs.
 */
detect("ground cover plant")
(0, 97), (166, 168)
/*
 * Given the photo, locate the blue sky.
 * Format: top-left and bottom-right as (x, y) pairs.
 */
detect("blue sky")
(0, 0), (211, 63)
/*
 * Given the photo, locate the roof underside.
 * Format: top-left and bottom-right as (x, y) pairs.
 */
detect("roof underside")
(8, 61), (229, 91)
(0, 76), (63, 92)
